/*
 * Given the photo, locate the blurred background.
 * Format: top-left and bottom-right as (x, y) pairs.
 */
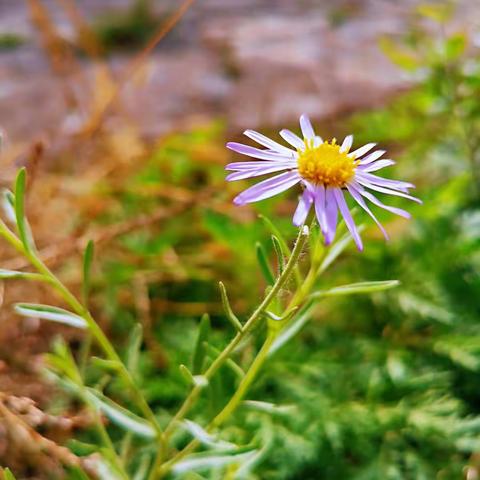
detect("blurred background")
(1, 0), (480, 478)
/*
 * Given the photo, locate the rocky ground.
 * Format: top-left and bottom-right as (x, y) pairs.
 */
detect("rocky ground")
(0, 0), (478, 145)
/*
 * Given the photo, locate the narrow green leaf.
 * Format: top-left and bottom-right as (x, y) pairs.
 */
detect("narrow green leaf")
(126, 324), (143, 375)
(259, 214), (303, 287)
(182, 420), (236, 450)
(132, 455), (151, 480)
(192, 314), (210, 375)
(180, 364), (209, 388)
(255, 242), (275, 285)
(271, 235), (286, 275)
(64, 466), (91, 480)
(82, 240), (94, 304)
(14, 168), (34, 251)
(14, 303), (87, 329)
(243, 400), (295, 415)
(0, 269), (45, 281)
(67, 439), (99, 456)
(218, 282), (243, 332)
(46, 338), (82, 382)
(171, 450), (257, 475)
(87, 451), (125, 480)
(234, 445), (267, 479)
(86, 389), (156, 438)
(179, 364), (195, 385)
(4, 468), (18, 480)
(43, 370), (83, 398)
(91, 357), (123, 373)
(310, 280), (400, 299)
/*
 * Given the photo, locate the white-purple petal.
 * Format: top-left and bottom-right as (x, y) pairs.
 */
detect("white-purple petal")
(233, 171), (301, 205)
(360, 159), (395, 172)
(340, 135), (353, 153)
(280, 129), (305, 150)
(313, 185), (327, 235)
(324, 188), (338, 244)
(355, 186), (411, 219)
(358, 150), (386, 165)
(226, 164), (296, 181)
(350, 143), (376, 159)
(347, 185), (388, 240)
(227, 142), (294, 161)
(293, 189), (314, 226)
(226, 160), (297, 171)
(356, 172), (415, 193)
(333, 188), (363, 251)
(243, 130), (295, 155)
(300, 114), (315, 140)
(357, 180), (422, 204)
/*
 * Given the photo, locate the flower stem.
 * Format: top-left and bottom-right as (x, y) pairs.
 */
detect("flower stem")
(163, 224), (309, 435)
(151, 224), (311, 478)
(157, 331), (277, 478)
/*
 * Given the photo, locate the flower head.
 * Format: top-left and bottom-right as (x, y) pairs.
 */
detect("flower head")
(226, 114), (420, 251)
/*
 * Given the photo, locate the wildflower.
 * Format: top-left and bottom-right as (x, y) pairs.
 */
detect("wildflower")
(226, 114), (420, 250)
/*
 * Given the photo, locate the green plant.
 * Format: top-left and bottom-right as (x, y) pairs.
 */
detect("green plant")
(0, 167), (400, 478)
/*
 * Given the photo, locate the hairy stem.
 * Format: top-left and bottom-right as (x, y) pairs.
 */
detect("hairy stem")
(152, 224), (312, 478)
(160, 331), (277, 477)
(163, 224), (309, 435)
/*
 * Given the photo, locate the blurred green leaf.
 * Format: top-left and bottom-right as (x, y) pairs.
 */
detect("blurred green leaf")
(3, 468), (17, 480)
(271, 235), (286, 275)
(379, 37), (419, 71)
(171, 449), (257, 475)
(416, 3), (454, 23)
(82, 240), (94, 304)
(86, 389), (156, 439)
(444, 33), (467, 60)
(14, 168), (35, 252)
(310, 280), (400, 299)
(0, 269), (44, 281)
(192, 314), (210, 375)
(126, 324), (143, 376)
(256, 242), (275, 285)
(182, 420), (236, 450)
(14, 303), (87, 329)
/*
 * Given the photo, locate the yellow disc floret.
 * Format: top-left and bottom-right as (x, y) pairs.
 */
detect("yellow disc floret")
(297, 139), (357, 187)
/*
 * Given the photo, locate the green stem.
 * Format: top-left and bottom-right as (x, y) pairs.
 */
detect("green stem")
(158, 332), (277, 478)
(211, 330), (276, 427)
(152, 224), (311, 478)
(163, 224), (309, 436)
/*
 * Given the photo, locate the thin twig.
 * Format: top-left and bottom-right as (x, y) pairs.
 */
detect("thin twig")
(80, 0), (196, 137)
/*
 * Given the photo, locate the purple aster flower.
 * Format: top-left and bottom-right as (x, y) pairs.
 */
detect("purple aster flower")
(226, 114), (421, 251)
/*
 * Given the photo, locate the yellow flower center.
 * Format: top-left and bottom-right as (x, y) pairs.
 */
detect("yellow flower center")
(297, 139), (357, 187)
